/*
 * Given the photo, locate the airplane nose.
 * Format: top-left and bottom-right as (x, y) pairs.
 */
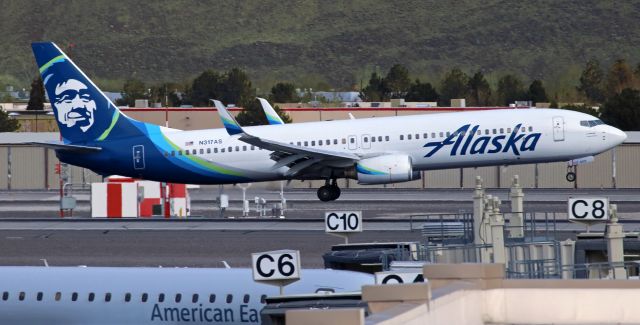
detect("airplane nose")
(608, 126), (627, 145)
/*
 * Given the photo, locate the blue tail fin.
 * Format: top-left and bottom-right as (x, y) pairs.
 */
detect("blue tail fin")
(32, 42), (143, 144)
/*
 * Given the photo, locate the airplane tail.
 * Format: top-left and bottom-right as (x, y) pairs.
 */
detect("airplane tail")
(32, 42), (144, 144)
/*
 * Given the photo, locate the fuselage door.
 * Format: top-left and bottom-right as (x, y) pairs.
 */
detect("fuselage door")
(552, 116), (565, 141)
(362, 134), (371, 149)
(133, 145), (145, 170)
(348, 135), (357, 150)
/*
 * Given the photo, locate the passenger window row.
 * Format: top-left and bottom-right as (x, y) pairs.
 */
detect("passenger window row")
(399, 126), (534, 140)
(1, 291), (267, 304)
(163, 135), (394, 157)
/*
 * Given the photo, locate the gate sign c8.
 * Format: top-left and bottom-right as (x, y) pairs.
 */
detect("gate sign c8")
(325, 211), (362, 233)
(252, 250), (301, 281)
(568, 197), (609, 221)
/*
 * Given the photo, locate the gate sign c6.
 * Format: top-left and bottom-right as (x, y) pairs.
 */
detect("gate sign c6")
(324, 211), (363, 233)
(568, 197), (609, 221)
(252, 250), (301, 281)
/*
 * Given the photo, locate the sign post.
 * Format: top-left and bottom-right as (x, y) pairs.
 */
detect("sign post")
(324, 211), (363, 244)
(251, 250), (301, 295)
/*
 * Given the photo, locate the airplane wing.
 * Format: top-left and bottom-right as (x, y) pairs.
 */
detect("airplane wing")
(257, 97), (285, 125)
(213, 100), (358, 177)
(27, 141), (102, 153)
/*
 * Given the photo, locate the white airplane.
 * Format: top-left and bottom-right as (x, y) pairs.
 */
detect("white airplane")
(31, 42), (627, 202)
(0, 266), (373, 324)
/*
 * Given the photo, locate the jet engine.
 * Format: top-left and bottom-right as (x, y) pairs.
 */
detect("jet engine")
(346, 154), (420, 185)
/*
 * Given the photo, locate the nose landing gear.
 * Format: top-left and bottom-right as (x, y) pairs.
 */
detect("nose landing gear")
(566, 165), (576, 182)
(317, 179), (341, 202)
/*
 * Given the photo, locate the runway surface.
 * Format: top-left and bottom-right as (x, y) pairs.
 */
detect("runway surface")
(2, 188), (640, 219)
(0, 229), (423, 268)
(1, 188), (638, 269)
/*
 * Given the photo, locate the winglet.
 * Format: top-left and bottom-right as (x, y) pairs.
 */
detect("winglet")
(212, 99), (243, 135)
(257, 97), (284, 125)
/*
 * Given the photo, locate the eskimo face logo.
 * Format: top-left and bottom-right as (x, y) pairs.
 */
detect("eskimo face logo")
(53, 79), (97, 132)
(424, 124), (541, 157)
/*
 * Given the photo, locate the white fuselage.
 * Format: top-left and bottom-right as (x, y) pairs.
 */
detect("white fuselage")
(0, 266), (373, 324)
(160, 109), (626, 182)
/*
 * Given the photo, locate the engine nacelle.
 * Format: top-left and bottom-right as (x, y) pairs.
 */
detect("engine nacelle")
(347, 154), (420, 185)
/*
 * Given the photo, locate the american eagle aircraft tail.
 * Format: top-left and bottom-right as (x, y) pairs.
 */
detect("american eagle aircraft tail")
(32, 42), (627, 201)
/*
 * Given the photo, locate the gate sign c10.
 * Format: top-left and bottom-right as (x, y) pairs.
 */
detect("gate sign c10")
(325, 211), (363, 233)
(568, 197), (609, 221)
(251, 250), (301, 281)
(374, 271), (425, 285)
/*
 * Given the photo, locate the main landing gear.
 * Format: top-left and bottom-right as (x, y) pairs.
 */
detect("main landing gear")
(317, 179), (341, 202)
(566, 165), (576, 182)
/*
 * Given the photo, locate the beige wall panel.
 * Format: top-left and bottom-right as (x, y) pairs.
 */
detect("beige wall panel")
(125, 111), (166, 125)
(69, 166), (103, 187)
(10, 147), (45, 189)
(462, 166), (499, 188)
(500, 164), (536, 188)
(46, 149), (59, 190)
(289, 111), (320, 123)
(425, 168), (461, 188)
(537, 161), (574, 188)
(616, 145), (640, 188)
(0, 147), (7, 189)
(577, 150), (613, 188)
(173, 111), (220, 130)
(396, 110), (426, 116)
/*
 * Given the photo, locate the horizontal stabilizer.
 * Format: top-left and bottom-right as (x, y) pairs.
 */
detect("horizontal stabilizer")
(28, 141), (102, 153)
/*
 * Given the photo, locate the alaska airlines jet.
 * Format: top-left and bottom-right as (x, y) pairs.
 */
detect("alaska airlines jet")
(31, 42), (627, 202)
(0, 266), (372, 324)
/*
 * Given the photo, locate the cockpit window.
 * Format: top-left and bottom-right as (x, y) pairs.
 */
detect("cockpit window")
(580, 120), (604, 127)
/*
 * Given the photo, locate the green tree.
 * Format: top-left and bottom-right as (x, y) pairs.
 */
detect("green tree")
(600, 88), (640, 131)
(149, 82), (184, 107)
(404, 79), (439, 102)
(221, 68), (254, 107)
(606, 59), (635, 97)
(117, 79), (147, 107)
(269, 82), (299, 103)
(359, 72), (389, 102)
(577, 59), (605, 104)
(496, 74), (525, 105)
(187, 70), (224, 107)
(0, 109), (20, 132)
(467, 71), (492, 106)
(26, 76), (45, 111)
(235, 99), (267, 126)
(526, 80), (548, 104)
(439, 68), (469, 106)
(384, 64), (411, 99)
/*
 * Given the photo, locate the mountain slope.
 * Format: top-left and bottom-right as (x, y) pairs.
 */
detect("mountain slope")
(1, 0), (638, 90)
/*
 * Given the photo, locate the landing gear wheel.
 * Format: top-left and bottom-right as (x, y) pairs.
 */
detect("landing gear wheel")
(329, 185), (341, 201)
(566, 172), (576, 182)
(317, 186), (333, 202)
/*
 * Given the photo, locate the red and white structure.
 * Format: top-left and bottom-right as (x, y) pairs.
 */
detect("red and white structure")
(90, 181), (139, 218)
(91, 177), (190, 218)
